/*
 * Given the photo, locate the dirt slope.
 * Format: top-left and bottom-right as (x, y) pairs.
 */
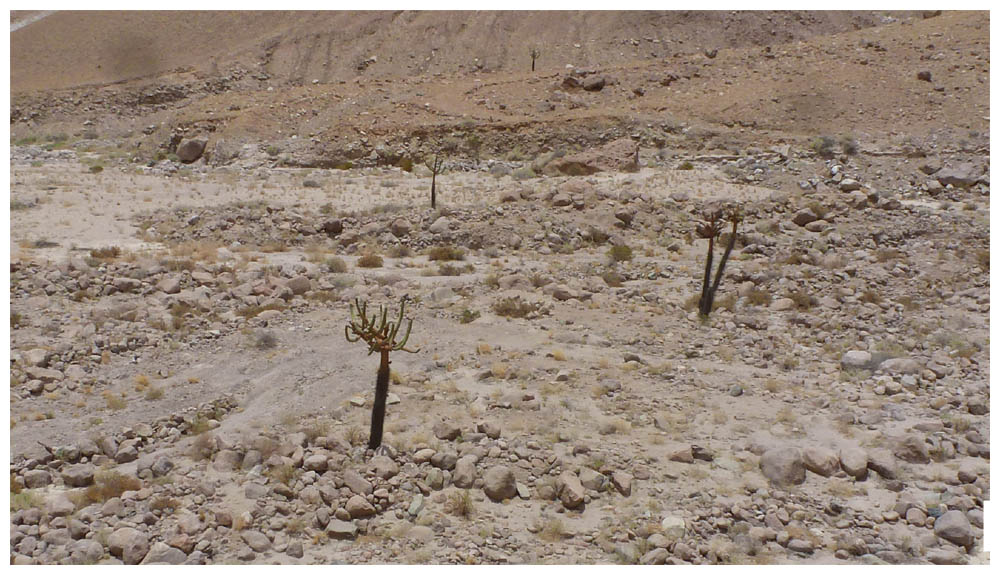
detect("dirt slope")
(12, 10), (910, 93)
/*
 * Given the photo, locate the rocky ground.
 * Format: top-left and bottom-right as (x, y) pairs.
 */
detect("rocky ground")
(8, 132), (990, 564)
(8, 8), (991, 567)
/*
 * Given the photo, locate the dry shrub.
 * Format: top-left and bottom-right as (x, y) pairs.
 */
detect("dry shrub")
(84, 470), (142, 504)
(236, 302), (286, 319)
(446, 489), (475, 519)
(492, 296), (538, 318)
(357, 253), (384, 268)
(428, 245), (465, 261)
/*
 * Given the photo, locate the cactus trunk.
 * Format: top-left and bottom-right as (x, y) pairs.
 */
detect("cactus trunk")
(368, 350), (391, 450)
(430, 171), (436, 209)
(699, 235), (715, 316)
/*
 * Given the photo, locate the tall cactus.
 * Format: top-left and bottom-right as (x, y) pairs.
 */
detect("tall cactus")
(427, 156), (444, 209)
(696, 206), (743, 317)
(345, 297), (419, 450)
(530, 47), (541, 72)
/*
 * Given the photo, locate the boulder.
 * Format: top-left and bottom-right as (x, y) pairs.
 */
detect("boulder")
(61, 464), (96, 487)
(326, 519), (358, 540)
(839, 448), (869, 480)
(557, 471), (586, 509)
(452, 455), (478, 488)
(841, 350), (873, 371)
(934, 510), (973, 547)
(936, 163), (980, 188)
(760, 447), (806, 486)
(583, 76), (606, 91)
(176, 139), (207, 164)
(802, 446), (840, 477)
(141, 542), (188, 564)
(483, 466), (517, 501)
(108, 527), (150, 564)
(544, 138), (639, 176)
(346, 495), (376, 518)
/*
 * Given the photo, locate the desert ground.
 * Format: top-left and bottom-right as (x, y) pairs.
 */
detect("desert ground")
(8, 10), (990, 565)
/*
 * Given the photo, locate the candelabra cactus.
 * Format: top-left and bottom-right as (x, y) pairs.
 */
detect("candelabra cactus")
(345, 297), (418, 450)
(696, 206), (743, 317)
(427, 156), (444, 209)
(530, 47), (541, 72)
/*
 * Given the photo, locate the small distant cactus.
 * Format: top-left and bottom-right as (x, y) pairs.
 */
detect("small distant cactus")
(530, 47), (541, 72)
(696, 206), (743, 317)
(426, 156), (444, 208)
(345, 297), (419, 450)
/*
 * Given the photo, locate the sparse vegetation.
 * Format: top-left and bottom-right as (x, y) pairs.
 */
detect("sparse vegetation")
(427, 245), (465, 261)
(345, 297), (418, 450)
(608, 244), (633, 262)
(696, 206), (743, 317)
(357, 253), (384, 268)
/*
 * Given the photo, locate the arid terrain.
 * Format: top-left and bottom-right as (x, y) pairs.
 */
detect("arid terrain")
(8, 10), (990, 565)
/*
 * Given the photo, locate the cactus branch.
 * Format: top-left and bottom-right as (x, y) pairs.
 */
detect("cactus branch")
(345, 297), (419, 450)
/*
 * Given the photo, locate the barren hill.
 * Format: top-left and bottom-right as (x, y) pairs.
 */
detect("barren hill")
(13, 10), (909, 93)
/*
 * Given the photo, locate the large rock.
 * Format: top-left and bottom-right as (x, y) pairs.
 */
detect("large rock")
(452, 455), (478, 488)
(285, 276), (311, 296)
(583, 75), (607, 91)
(578, 468), (606, 491)
(346, 495), (376, 518)
(482, 466), (517, 501)
(936, 163), (981, 188)
(61, 463), (96, 487)
(802, 446), (840, 477)
(370, 455), (399, 480)
(342, 469), (373, 496)
(866, 449), (899, 479)
(428, 217), (451, 234)
(611, 471), (633, 496)
(760, 447), (806, 486)
(557, 471), (586, 509)
(326, 518), (358, 540)
(879, 357), (922, 375)
(23, 469), (52, 488)
(894, 435), (930, 464)
(544, 138), (639, 176)
(141, 542), (188, 564)
(433, 421), (462, 441)
(389, 218), (411, 237)
(176, 139), (207, 164)
(23, 348), (51, 367)
(108, 527), (150, 564)
(841, 350), (873, 371)
(792, 208), (819, 227)
(934, 510), (973, 547)
(839, 448), (869, 480)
